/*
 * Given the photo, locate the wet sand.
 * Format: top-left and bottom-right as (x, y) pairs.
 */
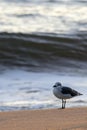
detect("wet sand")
(0, 107), (87, 130)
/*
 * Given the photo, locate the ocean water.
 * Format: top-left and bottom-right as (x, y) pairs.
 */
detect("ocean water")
(0, 0), (87, 111)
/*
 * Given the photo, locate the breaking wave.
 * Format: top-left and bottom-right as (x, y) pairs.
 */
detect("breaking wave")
(0, 32), (87, 72)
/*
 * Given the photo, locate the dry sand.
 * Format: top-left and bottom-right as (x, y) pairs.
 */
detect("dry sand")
(0, 107), (87, 130)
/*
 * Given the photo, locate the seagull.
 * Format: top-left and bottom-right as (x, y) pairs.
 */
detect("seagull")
(53, 82), (83, 109)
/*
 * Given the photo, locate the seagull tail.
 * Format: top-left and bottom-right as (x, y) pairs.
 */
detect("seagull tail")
(78, 93), (83, 96)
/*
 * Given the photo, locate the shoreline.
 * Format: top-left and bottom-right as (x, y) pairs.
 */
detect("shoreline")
(0, 107), (87, 130)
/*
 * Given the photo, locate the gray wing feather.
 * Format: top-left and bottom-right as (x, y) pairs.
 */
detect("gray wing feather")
(61, 87), (80, 96)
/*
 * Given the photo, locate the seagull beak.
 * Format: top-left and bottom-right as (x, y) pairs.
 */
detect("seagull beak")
(53, 85), (56, 88)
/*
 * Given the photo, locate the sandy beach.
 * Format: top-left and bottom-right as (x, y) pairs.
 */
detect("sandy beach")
(0, 107), (87, 130)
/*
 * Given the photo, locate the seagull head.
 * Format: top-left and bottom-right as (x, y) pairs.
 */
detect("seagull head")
(53, 82), (62, 88)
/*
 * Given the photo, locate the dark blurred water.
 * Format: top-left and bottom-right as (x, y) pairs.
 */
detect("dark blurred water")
(0, 32), (87, 74)
(0, 0), (87, 72)
(0, 0), (87, 111)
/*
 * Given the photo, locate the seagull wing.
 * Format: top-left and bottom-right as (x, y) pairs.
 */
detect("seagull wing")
(61, 87), (81, 97)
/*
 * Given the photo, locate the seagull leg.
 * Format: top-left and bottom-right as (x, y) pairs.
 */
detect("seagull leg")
(62, 99), (64, 109)
(62, 99), (63, 109)
(64, 100), (66, 109)
(62, 99), (66, 109)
